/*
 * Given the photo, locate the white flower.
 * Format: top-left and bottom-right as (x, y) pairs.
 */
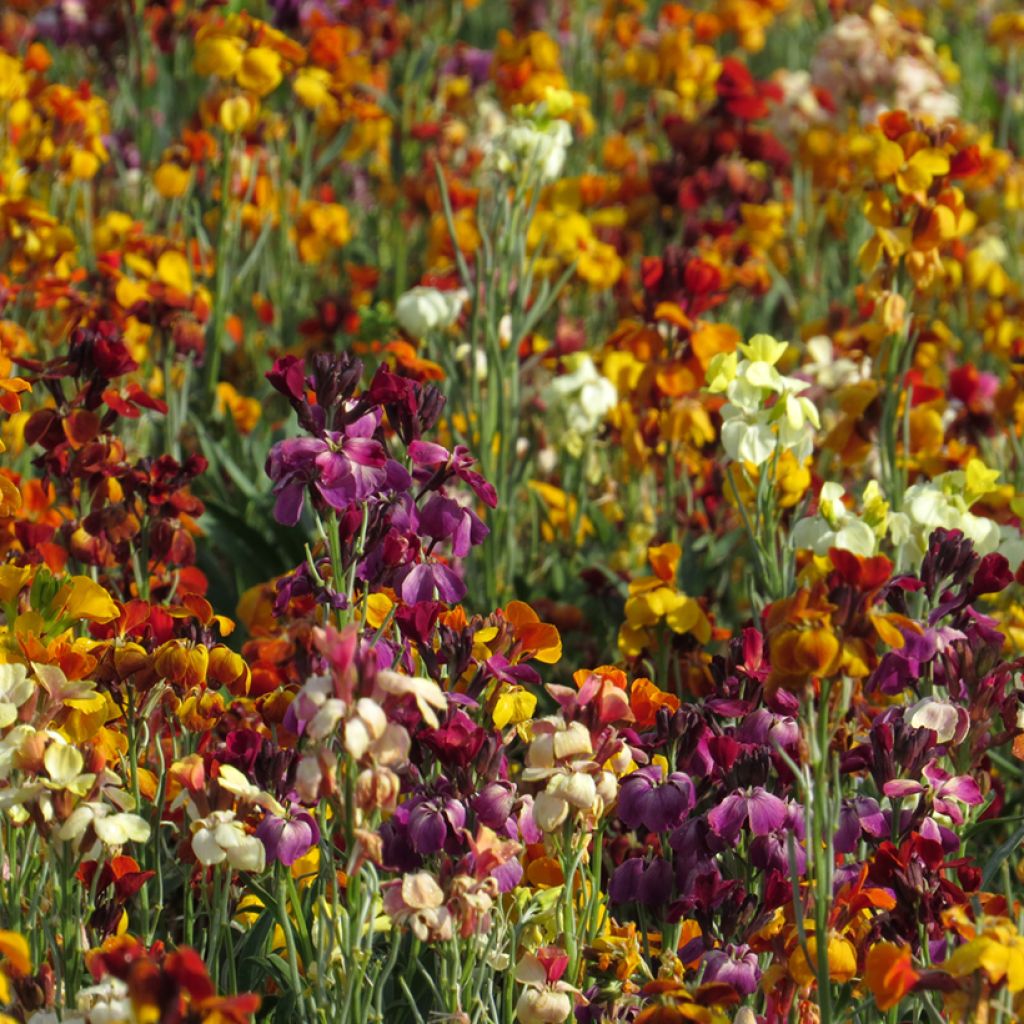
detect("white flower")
(906, 697), (967, 744)
(343, 697), (387, 760)
(374, 670), (448, 729)
(545, 354), (618, 437)
(804, 336), (867, 389)
(497, 119), (572, 184)
(217, 764), (284, 814)
(790, 482), (878, 557)
(514, 952), (576, 1024)
(454, 342), (488, 381)
(395, 286), (466, 338)
(0, 663), (31, 729)
(900, 478), (1000, 559)
(76, 977), (132, 1024)
(516, 987), (572, 1024)
(709, 335), (819, 467)
(43, 741), (95, 795)
(191, 810), (265, 872)
(720, 417), (776, 465)
(57, 801), (150, 849)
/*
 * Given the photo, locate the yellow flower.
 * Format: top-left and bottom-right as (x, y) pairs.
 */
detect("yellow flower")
(69, 150), (101, 180)
(194, 35), (244, 78)
(219, 95), (253, 134)
(739, 333), (788, 366)
(57, 576), (119, 624)
(363, 592), (393, 630)
(965, 457), (1000, 506)
(153, 162), (191, 199)
(705, 351), (738, 393)
(215, 382), (261, 434)
(898, 149), (950, 195)
(493, 687), (538, 729)
(0, 930), (28, 1003)
(577, 239), (623, 289)
(236, 47), (283, 97)
(946, 923), (1024, 992)
(293, 68), (332, 110)
(0, 565), (32, 605)
(789, 930), (857, 986)
(155, 250), (193, 295)
(297, 202), (353, 263)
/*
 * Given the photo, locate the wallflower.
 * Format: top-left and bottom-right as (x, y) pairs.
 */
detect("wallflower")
(191, 811), (266, 872)
(514, 949), (576, 1024)
(617, 764), (695, 833)
(265, 419), (411, 526)
(702, 944), (760, 996)
(788, 929), (857, 986)
(494, 117), (573, 185)
(865, 943), (919, 1011)
(381, 871), (452, 942)
(706, 334), (819, 466)
(945, 918), (1024, 992)
(394, 287), (466, 338)
(883, 759), (983, 825)
(895, 459), (1006, 560)
(544, 353), (618, 438)
(707, 787), (788, 843)
(57, 802), (150, 851)
(255, 809), (320, 866)
(790, 482), (878, 557)
(237, 47), (283, 96)
(0, 664), (32, 728)
(296, 202), (352, 264)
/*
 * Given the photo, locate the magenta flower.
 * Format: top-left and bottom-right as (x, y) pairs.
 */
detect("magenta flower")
(422, 709), (486, 768)
(266, 415), (410, 526)
(883, 759), (983, 825)
(702, 944), (760, 996)
(255, 809), (320, 866)
(408, 440), (498, 508)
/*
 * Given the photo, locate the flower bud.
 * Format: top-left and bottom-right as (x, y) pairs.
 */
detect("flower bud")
(515, 988), (572, 1024)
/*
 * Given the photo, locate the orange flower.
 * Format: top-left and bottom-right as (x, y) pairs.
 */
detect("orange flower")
(505, 600), (562, 664)
(629, 677), (680, 729)
(865, 943), (919, 1011)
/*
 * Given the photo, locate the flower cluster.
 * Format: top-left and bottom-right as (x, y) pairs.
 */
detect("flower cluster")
(2, 3), (1024, 1024)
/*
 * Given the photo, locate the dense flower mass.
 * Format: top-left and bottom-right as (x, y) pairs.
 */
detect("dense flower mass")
(2, 2), (1024, 1024)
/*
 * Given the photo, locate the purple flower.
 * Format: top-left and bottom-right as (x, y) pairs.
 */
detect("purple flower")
(609, 857), (673, 906)
(397, 560), (466, 604)
(669, 817), (726, 879)
(735, 709), (800, 751)
(702, 944), (760, 996)
(418, 494), (489, 557)
(834, 796), (887, 854)
(256, 810), (320, 866)
(707, 786), (788, 843)
(408, 796), (467, 855)
(617, 766), (696, 833)
(750, 803), (805, 875)
(472, 782), (516, 830)
(870, 626), (965, 695)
